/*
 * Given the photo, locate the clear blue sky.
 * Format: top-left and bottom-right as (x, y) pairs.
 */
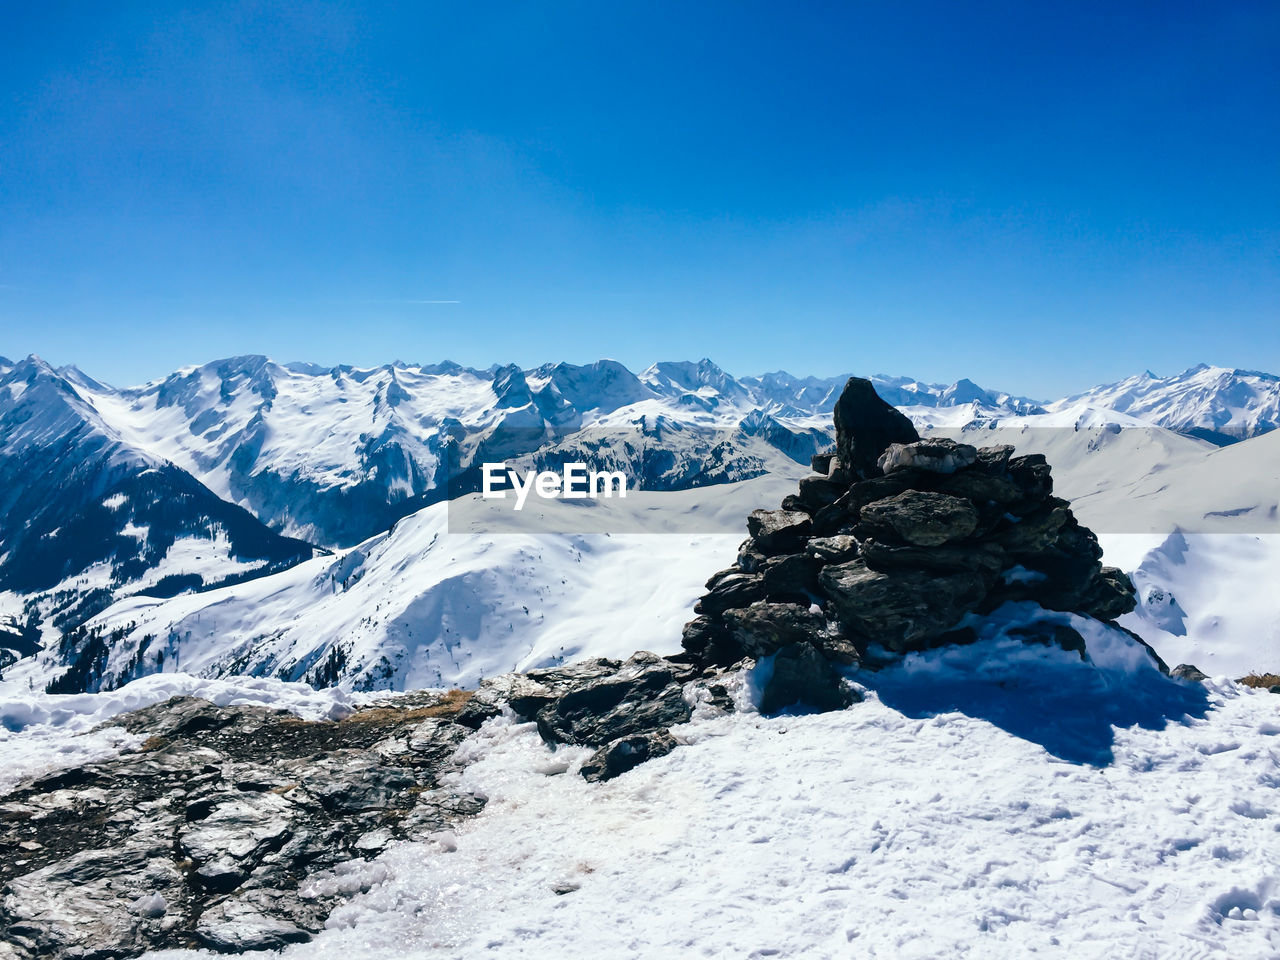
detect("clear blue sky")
(1, 1), (1277, 397)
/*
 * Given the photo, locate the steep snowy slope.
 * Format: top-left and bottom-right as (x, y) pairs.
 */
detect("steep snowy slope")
(1051, 364), (1280, 444)
(13, 475), (795, 695)
(1084, 431), (1280, 674)
(0, 358), (315, 636)
(1111, 530), (1280, 677)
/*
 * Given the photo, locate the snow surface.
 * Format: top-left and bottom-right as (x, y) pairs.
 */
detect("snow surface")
(0, 674), (357, 795)
(1118, 532), (1280, 677)
(140, 621), (1280, 960)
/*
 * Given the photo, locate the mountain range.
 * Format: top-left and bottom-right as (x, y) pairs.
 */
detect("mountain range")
(2, 353), (1277, 691)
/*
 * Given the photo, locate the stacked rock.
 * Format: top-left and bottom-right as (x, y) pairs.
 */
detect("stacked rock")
(681, 377), (1138, 669)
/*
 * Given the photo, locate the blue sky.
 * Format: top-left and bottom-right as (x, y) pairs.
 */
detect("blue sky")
(1, 1), (1277, 397)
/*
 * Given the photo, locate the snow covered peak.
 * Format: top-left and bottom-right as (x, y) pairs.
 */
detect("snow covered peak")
(0, 355), (138, 461)
(526, 360), (651, 417)
(641, 358), (748, 401)
(1051, 364), (1280, 444)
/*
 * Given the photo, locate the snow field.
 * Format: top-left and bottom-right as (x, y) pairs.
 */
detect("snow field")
(139, 627), (1280, 960)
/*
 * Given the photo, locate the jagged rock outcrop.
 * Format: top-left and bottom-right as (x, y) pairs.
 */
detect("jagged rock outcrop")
(0, 693), (483, 958)
(683, 377), (1140, 671)
(460, 651), (735, 783)
(0, 650), (747, 958)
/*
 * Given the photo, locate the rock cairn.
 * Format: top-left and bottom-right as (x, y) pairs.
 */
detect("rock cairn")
(681, 377), (1138, 669)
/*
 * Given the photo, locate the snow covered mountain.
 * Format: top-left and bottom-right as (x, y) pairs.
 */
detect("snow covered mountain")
(2, 475), (802, 695)
(1050, 363), (1280, 445)
(6, 351), (1280, 694)
(20, 418), (1276, 697)
(0, 357), (316, 638)
(56, 356), (1043, 548)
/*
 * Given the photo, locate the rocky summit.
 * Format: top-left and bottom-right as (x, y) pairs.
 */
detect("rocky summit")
(682, 376), (1144, 676)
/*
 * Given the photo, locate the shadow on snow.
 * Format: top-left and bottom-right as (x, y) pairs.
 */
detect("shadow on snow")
(858, 638), (1214, 766)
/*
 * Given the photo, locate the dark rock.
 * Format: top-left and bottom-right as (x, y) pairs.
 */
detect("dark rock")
(808, 474), (916, 535)
(759, 642), (860, 714)
(195, 894), (312, 952)
(859, 490), (980, 547)
(797, 475), (846, 510)
(859, 537), (1005, 578)
(779, 494), (811, 514)
(810, 499), (852, 536)
(723, 602), (826, 659)
(974, 444), (1015, 471)
(457, 674), (558, 728)
(525, 658), (626, 687)
(877, 438), (978, 475)
(308, 758), (416, 813)
(810, 452), (835, 475)
(112, 696), (241, 739)
(579, 730), (677, 783)
(844, 474), (915, 516)
(999, 549), (1101, 614)
(534, 652), (696, 747)
(194, 859), (249, 893)
(1172, 663), (1209, 682)
(736, 539), (770, 573)
(760, 553), (821, 602)
(808, 630), (864, 666)
(1079, 566), (1138, 621)
(1054, 515), (1105, 563)
(695, 572), (766, 615)
(1006, 454), (1053, 502)
(804, 535), (860, 564)
(992, 499), (1070, 553)
(746, 509), (812, 553)
(680, 615), (730, 658)
(0, 691), (482, 960)
(819, 560), (987, 651)
(933, 468), (1024, 505)
(704, 567), (740, 589)
(832, 377), (920, 479)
